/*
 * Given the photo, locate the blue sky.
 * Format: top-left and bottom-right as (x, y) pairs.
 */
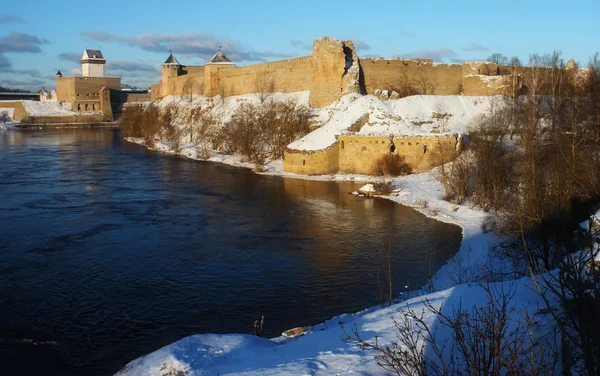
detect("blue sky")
(0, 0), (598, 90)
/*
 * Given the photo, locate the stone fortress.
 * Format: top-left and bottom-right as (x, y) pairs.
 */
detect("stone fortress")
(152, 37), (510, 107)
(0, 49), (152, 124)
(152, 36), (538, 175)
(55, 49), (119, 121)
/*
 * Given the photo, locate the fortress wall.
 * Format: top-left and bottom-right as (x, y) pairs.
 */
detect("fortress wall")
(181, 66), (205, 75)
(360, 59), (464, 95)
(150, 84), (161, 101)
(219, 56), (313, 96)
(24, 114), (109, 124)
(0, 101), (28, 121)
(283, 142), (339, 175)
(338, 134), (460, 175)
(56, 77), (74, 102)
(120, 92), (152, 103)
(462, 75), (509, 96)
(163, 72), (206, 97)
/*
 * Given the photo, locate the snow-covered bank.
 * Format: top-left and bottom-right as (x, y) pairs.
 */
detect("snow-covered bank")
(117, 275), (552, 376)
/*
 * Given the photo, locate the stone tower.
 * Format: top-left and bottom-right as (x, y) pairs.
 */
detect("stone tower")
(81, 49), (106, 77)
(162, 52), (182, 80)
(203, 48), (235, 96)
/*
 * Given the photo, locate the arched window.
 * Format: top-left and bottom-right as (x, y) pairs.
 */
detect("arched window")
(85, 103), (89, 111)
(341, 141), (345, 149)
(77, 104), (81, 111)
(302, 160), (306, 166)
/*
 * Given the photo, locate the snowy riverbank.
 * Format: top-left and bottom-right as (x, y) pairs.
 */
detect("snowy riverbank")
(116, 93), (545, 375)
(118, 134), (521, 375)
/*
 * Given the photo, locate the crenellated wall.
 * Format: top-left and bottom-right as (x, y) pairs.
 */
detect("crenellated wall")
(153, 37), (585, 107)
(218, 56), (313, 97)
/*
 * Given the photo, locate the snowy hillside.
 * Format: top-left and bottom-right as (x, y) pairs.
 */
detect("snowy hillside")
(156, 91), (310, 126)
(288, 95), (504, 151)
(21, 100), (82, 116)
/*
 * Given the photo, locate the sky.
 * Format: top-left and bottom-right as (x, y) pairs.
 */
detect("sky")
(0, 0), (598, 91)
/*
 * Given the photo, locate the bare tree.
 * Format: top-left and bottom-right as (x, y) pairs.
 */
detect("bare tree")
(487, 53), (508, 65)
(0, 111), (9, 124)
(181, 76), (200, 104)
(254, 71), (274, 103)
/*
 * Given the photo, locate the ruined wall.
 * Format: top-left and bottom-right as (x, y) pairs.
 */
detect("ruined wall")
(338, 134), (461, 174)
(283, 133), (461, 175)
(310, 38), (361, 107)
(283, 143), (339, 175)
(360, 59), (464, 95)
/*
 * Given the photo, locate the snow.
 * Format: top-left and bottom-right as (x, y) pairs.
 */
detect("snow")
(157, 91), (310, 127)
(20, 100), (84, 116)
(117, 276), (551, 376)
(358, 183), (375, 193)
(288, 94), (504, 152)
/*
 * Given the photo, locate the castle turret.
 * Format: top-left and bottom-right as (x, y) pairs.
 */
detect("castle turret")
(162, 52), (182, 80)
(81, 49), (106, 77)
(204, 48), (235, 96)
(56, 70), (63, 78)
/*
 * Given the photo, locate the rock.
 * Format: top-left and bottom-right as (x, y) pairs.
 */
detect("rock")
(282, 326), (312, 338)
(378, 90), (390, 100)
(389, 91), (401, 100)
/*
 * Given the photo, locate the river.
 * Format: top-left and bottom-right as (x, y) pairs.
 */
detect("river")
(0, 128), (461, 375)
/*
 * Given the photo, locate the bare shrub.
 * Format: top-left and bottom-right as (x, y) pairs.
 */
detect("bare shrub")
(221, 99), (313, 163)
(343, 282), (555, 376)
(221, 102), (263, 162)
(260, 99), (313, 159)
(376, 240), (394, 307)
(119, 104), (145, 137)
(0, 111), (9, 124)
(374, 153), (412, 176)
(372, 180), (395, 195)
(181, 76), (201, 104)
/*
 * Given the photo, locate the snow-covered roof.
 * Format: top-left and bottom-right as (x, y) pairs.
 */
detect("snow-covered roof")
(208, 50), (233, 64)
(81, 49), (105, 61)
(163, 53), (181, 65)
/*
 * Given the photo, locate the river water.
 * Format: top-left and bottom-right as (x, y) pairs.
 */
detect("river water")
(0, 128), (461, 375)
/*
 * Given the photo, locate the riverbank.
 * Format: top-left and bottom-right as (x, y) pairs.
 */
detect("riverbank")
(118, 135), (517, 375)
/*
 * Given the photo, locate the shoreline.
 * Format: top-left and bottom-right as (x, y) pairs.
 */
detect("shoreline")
(125, 136), (493, 297)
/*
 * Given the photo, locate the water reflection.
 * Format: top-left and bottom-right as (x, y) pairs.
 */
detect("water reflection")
(0, 128), (461, 376)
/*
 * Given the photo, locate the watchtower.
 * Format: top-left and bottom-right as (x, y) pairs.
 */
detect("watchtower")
(81, 49), (106, 77)
(162, 52), (182, 80)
